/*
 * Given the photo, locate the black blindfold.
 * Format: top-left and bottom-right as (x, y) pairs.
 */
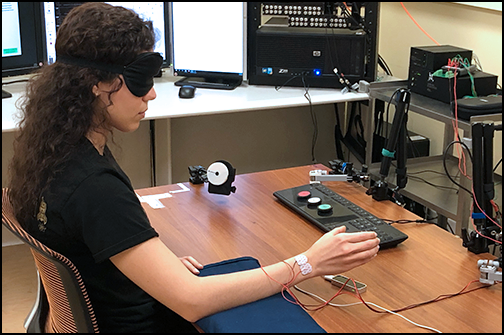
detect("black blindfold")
(57, 52), (163, 97)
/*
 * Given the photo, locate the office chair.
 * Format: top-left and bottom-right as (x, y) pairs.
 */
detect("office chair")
(2, 188), (100, 333)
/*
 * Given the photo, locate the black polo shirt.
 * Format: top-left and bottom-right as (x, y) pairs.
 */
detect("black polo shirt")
(24, 138), (196, 333)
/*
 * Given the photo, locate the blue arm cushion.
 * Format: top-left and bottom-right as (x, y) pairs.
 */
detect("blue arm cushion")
(195, 256), (326, 333)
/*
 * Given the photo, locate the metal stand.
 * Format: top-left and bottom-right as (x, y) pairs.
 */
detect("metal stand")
(366, 88), (411, 205)
(462, 122), (502, 263)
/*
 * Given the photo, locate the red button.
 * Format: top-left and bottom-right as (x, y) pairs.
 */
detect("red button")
(297, 191), (311, 199)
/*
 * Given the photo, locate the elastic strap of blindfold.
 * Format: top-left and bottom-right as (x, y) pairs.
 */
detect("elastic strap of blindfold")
(57, 55), (125, 74)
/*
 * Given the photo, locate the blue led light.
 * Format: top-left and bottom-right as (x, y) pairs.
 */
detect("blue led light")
(314, 69), (321, 76)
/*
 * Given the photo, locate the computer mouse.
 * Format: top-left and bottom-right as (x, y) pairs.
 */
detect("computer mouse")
(179, 85), (196, 99)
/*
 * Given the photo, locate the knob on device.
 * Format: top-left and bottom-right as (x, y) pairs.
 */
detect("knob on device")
(297, 191), (311, 199)
(317, 203), (332, 215)
(307, 197), (322, 207)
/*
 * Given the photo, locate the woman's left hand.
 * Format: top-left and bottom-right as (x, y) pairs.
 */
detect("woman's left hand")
(179, 256), (204, 275)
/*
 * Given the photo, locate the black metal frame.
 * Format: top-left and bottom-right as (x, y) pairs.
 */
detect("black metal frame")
(247, 2), (380, 88)
(462, 122), (502, 261)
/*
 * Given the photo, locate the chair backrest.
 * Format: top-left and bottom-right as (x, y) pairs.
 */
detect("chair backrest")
(2, 188), (99, 333)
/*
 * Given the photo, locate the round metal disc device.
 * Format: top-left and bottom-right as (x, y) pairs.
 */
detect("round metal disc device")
(207, 162), (229, 186)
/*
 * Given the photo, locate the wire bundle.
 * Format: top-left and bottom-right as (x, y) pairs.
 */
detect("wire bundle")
(260, 261), (494, 333)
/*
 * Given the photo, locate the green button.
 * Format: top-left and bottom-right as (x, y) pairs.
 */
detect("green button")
(318, 204), (332, 211)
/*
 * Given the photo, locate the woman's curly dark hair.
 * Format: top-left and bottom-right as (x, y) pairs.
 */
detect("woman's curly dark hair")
(8, 2), (155, 225)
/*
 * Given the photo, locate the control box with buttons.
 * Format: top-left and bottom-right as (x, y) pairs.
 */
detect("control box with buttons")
(274, 183), (408, 249)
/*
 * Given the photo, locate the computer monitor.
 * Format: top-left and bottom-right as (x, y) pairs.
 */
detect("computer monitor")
(171, 2), (245, 90)
(42, 2), (170, 69)
(2, 2), (45, 98)
(2, 2), (45, 77)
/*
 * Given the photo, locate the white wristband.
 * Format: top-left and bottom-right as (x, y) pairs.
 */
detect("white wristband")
(295, 254), (312, 275)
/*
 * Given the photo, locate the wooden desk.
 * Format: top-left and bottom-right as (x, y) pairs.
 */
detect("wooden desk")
(138, 164), (502, 333)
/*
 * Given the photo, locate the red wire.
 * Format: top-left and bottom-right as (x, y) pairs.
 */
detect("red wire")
(373, 279), (494, 314)
(261, 264), (323, 309)
(490, 200), (501, 216)
(400, 2), (440, 45)
(323, 278), (493, 314)
(450, 64), (471, 179)
(261, 266), (497, 313)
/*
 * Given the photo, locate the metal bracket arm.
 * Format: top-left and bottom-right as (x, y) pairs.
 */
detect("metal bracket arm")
(309, 170), (350, 183)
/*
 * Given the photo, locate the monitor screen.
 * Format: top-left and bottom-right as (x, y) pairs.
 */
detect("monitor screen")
(2, 2), (44, 77)
(171, 2), (244, 89)
(42, 2), (170, 67)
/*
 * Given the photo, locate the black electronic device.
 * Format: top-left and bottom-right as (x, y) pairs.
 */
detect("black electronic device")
(410, 70), (497, 104)
(324, 274), (367, 293)
(247, 2), (379, 88)
(250, 27), (366, 88)
(179, 85), (195, 99)
(188, 165), (208, 184)
(2, 2), (45, 98)
(273, 183), (408, 249)
(407, 45), (498, 103)
(171, 2), (244, 90)
(207, 160), (237, 196)
(188, 161), (236, 195)
(409, 45), (472, 73)
(372, 123), (430, 163)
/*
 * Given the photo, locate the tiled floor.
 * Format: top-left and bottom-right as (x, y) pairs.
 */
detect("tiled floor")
(2, 243), (38, 333)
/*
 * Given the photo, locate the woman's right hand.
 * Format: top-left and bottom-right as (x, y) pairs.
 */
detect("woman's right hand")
(304, 225), (380, 276)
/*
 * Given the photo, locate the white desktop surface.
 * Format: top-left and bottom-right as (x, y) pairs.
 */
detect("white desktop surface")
(2, 74), (32, 132)
(2, 97), (19, 132)
(3, 74), (369, 132)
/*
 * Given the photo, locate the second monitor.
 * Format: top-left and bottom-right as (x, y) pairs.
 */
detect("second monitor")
(42, 2), (170, 70)
(171, 2), (245, 90)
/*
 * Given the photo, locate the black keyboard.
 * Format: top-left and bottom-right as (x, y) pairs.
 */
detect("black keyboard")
(273, 183), (408, 249)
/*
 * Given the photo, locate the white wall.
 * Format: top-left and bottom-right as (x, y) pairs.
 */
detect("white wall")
(379, 2), (501, 86)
